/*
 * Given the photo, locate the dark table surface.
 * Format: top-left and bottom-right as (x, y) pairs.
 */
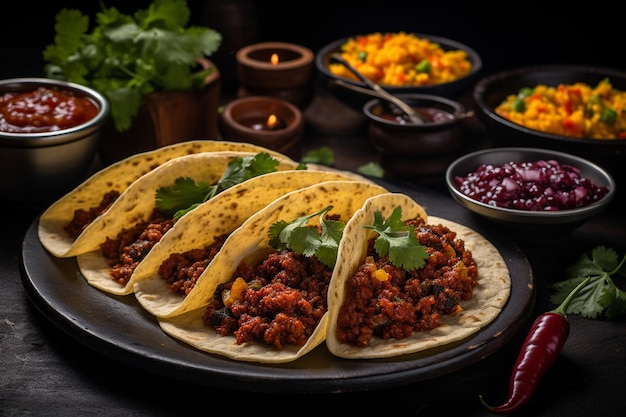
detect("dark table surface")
(2, 85), (625, 417)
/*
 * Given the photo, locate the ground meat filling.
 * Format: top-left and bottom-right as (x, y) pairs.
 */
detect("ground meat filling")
(203, 250), (332, 349)
(100, 208), (175, 286)
(336, 218), (479, 347)
(64, 190), (120, 238)
(157, 233), (230, 295)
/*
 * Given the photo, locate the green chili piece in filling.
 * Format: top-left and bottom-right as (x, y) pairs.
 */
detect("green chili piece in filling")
(357, 51), (367, 62)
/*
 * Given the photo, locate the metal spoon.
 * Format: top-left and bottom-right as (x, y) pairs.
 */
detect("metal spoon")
(330, 53), (425, 124)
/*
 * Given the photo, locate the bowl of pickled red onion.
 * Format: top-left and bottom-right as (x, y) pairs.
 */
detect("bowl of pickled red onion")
(445, 147), (616, 240)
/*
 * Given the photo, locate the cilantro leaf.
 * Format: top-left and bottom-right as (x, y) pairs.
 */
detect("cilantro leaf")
(268, 206), (342, 268)
(550, 246), (626, 320)
(364, 207), (428, 271)
(301, 146), (334, 166)
(357, 162), (385, 178)
(155, 153), (279, 220)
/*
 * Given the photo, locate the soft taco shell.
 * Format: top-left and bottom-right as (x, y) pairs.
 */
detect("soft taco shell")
(133, 170), (379, 317)
(157, 181), (389, 363)
(38, 140), (292, 258)
(75, 151), (303, 295)
(325, 193), (511, 359)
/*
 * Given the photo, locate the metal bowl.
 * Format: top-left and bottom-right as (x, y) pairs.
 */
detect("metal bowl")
(0, 78), (109, 207)
(445, 147), (616, 242)
(316, 33), (482, 110)
(472, 65), (626, 185)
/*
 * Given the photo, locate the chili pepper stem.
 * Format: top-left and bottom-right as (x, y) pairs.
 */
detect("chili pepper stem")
(478, 276), (590, 414)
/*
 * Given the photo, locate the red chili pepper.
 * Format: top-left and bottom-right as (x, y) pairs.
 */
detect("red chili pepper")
(479, 276), (590, 414)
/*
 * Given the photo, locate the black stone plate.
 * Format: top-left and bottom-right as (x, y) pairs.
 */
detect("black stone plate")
(20, 179), (534, 394)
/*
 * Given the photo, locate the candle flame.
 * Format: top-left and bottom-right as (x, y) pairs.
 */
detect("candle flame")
(270, 53), (279, 65)
(266, 114), (279, 128)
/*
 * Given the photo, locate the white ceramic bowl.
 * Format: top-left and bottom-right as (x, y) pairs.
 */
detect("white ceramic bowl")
(0, 78), (109, 207)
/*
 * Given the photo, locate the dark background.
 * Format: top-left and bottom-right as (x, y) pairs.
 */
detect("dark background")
(1, 0), (622, 94)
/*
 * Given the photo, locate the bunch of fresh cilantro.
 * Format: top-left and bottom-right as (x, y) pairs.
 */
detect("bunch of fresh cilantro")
(550, 246), (626, 320)
(42, 0), (222, 132)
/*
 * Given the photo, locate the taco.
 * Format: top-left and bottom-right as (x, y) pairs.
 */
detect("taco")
(74, 151), (305, 296)
(38, 140), (292, 258)
(325, 193), (511, 359)
(156, 181), (389, 363)
(132, 170), (380, 317)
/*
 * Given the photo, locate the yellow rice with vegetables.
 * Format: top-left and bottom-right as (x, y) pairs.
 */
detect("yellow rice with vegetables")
(328, 32), (473, 87)
(495, 78), (626, 140)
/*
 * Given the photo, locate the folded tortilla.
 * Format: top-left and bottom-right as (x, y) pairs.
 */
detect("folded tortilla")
(157, 181), (389, 363)
(74, 151), (304, 295)
(38, 140), (292, 258)
(325, 193), (512, 359)
(132, 170), (380, 317)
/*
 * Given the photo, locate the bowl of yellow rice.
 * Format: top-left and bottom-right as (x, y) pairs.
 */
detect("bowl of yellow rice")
(315, 32), (482, 108)
(473, 65), (626, 184)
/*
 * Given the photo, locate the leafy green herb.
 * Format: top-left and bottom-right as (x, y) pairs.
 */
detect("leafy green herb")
(155, 153), (280, 220)
(364, 206), (428, 271)
(268, 206), (344, 268)
(357, 161), (384, 178)
(550, 246), (626, 320)
(43, 0), (222, 132)
(268, 205), (428, 271)
(301, 146), (334, 166)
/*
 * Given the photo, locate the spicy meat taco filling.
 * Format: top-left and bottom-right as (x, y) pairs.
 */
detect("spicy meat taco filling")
(157, 181), (389, 363)
(132, 170), (376, 317)
(38, 140), (291, 258)
(325, 193), (511, 359)
(75, 151), (303, 295)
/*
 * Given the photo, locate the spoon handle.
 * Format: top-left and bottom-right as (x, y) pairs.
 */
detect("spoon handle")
(330, 53), (423, 124)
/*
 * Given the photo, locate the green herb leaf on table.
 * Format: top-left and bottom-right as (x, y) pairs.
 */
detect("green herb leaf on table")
(364, 207), (428, 271)
(155, 153), (279, 220)
(357, 161), (385, 178)
(301, 146), (334, 166)
(43, 0), (222, 132)
(550, 246), (626, 320)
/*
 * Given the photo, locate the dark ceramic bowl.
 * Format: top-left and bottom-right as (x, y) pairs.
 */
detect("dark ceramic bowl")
(0, 77), (109, 207)
(473, 65), (626, 184)
(316, 33), (482, 110)
(446, 147), (616, 242)
(364, 93), (471, 180)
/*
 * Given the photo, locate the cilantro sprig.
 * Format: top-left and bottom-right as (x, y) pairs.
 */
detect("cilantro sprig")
(268, 206), (344, 269)
(268, 205), (428, 271)
(364, 206), (428, 271)
(155, 153), (280, 220)
(550, 246), (626, 320)
(43, 0), (222, 132)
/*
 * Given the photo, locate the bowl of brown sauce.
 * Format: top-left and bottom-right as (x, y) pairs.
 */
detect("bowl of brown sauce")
(0, 77), (109, 207)
(364, 93), (470, 180)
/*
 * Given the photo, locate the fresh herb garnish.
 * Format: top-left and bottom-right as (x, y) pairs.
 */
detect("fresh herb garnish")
(550, 246), (626, 320)
(268, 206), (344, 269)
(268, 205), (428, 271)
(155, 152), (280, 220)
(301, 146), (334, 166)
(363, 206), (428, 271)
(43, 0), (222, 132)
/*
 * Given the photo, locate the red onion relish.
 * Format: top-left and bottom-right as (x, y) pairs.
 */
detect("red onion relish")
(454, 159), (609, 211)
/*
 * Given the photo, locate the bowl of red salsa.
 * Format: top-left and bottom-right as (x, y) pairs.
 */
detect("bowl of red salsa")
(445, 147), (616, 242)
(0, 77), (109, 207)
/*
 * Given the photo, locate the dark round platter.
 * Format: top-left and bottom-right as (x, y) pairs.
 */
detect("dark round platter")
(20, 179), (534, 394)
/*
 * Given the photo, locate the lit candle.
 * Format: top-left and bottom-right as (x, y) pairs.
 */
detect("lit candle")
(236, 42), (315, 109)
(219, 96), (304, 159)
(240, 114), (286, 131)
